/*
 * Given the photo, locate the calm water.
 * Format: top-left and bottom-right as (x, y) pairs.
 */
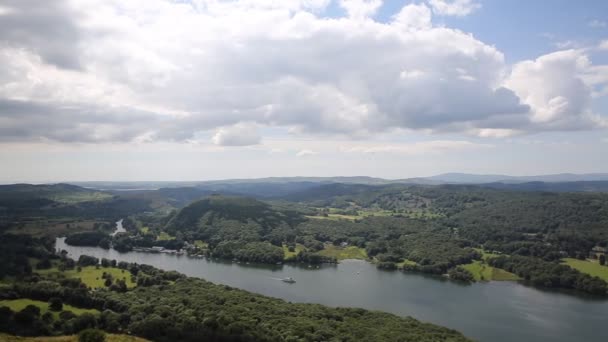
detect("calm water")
(110, 219), (125, 237)
(56, 237), (608, 342)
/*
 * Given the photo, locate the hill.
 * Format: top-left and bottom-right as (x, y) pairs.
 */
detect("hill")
(0, 184), (151, 236)
(427, 172), (608, 184)
(163, 195), (306, 263)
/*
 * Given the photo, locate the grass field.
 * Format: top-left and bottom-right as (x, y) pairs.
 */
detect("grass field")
(282, 243), (305, 259)
(0, 333), (149, 342)
(461, 261), (519, 281)
(156, 231), (175, 241)
(307, 207), (443, 221)
(49, 191), (112, 204)
(7, 219), (107, 237)
(0, 299), (99, 319)
(563, 258), (608, 282)
(474, 248), (501, 261)
(396, 259), (418, 268)
(305, 214), (359, 221)
(316, 245), (368, 260)
(194, 240), (209, 248)
(38, 266), (136, 289)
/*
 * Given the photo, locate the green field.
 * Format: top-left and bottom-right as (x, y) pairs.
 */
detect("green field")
(306, 214), (359, 221)
(0, 299), (99, 319)
(0, 333), (149, 342)
(396, 259), (418, 268)
(307, 207), (443, 221)
(39, 266), (136, 289)
(156, 231), (175, 241)
(194, 240), (209, 248)
(8, 219), (107, 237)
(461, 261), (519, 281)
(474, 248), (501, 261)
(49, 191), (112, 204)
(316, 245), (368, 260)
(563, 258), (608, 282)
(282, 243), (305, 259)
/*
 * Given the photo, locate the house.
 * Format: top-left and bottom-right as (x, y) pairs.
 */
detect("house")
(589, 246), (607, 259)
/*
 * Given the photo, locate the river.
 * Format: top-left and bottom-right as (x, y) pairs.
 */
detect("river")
(55, 236), (608, 342)
(110, 219), (126, 237)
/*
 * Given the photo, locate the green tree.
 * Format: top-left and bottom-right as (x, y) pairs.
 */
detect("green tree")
(600, 254), (606, 266)
(49, 297), (63, 311)
(78, 328), (106, 342)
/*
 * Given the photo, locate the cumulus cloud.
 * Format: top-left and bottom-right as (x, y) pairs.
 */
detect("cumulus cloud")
(428, 0), (481, 17)
(211, 123), (261, 146)
(296, 149), (318, 157)
(505, 50), (607, 130)
(339, 0), (382, 19)
(0, 0), (606, 144)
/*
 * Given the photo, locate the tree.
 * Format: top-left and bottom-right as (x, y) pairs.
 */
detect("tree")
(78, 328), (106, 342)
(104, 278), (113, 287)
(14, 305), (40, 324)
(600, 254), (606, 266)
(49, 297), (63, 312)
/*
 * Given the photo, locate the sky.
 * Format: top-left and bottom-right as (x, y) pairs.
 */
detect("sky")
(1, 0), (608, 182)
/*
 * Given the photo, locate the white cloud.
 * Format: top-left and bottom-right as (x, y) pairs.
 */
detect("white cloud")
(589, 20), (607, 28)
(599, 40), (608, 50)
(392, 3), (432, 31)
(428, 0), (481, 17)
(554, 40), (578, 49)
(211, 122), (261, 146)
(504, 49), (607, 130)
(0, 0), (605, 145)
(296, 149), (318, 157)
(339, 0), (382, 19)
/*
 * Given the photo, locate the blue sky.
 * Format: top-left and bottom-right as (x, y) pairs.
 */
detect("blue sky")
(0, 0), (607, 182)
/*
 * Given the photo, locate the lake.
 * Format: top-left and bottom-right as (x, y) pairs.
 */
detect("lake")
(56, 237), (608, 342)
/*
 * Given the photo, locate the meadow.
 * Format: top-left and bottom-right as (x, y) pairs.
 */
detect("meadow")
(0, 299), (99, 319)
(38, 266), (136, 289)
(461, 261), (518, 281)
(316, 244), (368, 260)
(563, 258), (608, 282)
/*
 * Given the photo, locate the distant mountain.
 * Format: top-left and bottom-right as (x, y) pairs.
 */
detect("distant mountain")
(478, 181), (608, 192)
(0, 183), (110, 203)
(427, 173), (608, 184)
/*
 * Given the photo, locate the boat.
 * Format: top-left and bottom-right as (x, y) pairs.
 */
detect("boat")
(281, 277), (296, 283)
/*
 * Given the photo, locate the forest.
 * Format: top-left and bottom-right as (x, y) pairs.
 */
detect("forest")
(0, 235), (469, 342)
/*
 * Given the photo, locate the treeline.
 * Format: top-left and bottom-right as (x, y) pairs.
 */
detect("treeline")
(297, 217), (477, 274)
(0, 234), (56, 279)
(488, 256), (607, 295)
(65, 231), (111, 249)
(212, 241), (284, 264)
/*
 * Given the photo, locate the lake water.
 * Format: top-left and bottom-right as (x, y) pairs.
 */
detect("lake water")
(110, 219), (125, 237)
(55, 237), (608, 342)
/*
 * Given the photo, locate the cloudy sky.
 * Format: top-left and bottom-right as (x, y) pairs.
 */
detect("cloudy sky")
(1, 0), (608, 182)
